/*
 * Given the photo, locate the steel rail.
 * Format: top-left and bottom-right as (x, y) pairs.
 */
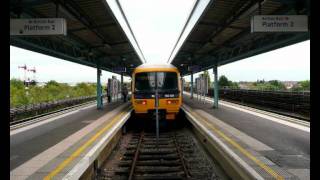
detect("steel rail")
(173, 133), (190, 179)
(128, 131), (144, 180)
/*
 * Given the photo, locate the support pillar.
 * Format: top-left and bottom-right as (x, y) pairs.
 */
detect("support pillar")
(97, 68), (103, 109)
(190, 73), (194, 99)
(213, 66), (219, 108)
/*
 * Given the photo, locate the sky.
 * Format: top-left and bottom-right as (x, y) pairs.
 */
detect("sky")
(10, 46), (127, 85)
(184, 40), (310, 82)
(117, 0), (197, 63)
(10, 0), (310, 83)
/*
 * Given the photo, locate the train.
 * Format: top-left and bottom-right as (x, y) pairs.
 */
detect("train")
(131, 63), (182, 120)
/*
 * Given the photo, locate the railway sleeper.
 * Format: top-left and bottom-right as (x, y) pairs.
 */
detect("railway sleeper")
(142, 140), (174, 144)
(111, 172), (185, 180)
(118, 159), (181, 167)
(123, 154), (179, 160)
(143, 137), (172, 141)
(134, 166), (183, 173)
(127, 144), (175, 149)
(124, 148), (177, 155)
(115, 166), (182, 174)
(128, 141), (173, 146)
(131, 172), (186, 180)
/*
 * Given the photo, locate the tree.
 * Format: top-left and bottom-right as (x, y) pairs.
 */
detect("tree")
(203, 70), (211, 87)
(231, 82), (240, 89)
(217, 75), (239, 88)
(218, 75), (230, 87)
(45, 80), (60, 87)
(10, 79), (29, 107)
(268, 80), (286, 90)
(10, 79), (99, 107)
(10, 78), (25, 89)
(299, 80), (310, 90)
(251, 80), (286, 90)
(292, 80), (310, 91)
(73, 83), (96, 97)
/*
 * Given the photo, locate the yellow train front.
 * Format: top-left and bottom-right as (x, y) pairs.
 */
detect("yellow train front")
(131, 64), (182, 120)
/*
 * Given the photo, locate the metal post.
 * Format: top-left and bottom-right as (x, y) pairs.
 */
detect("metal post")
(97, 68), (102, 109)
(121, 72), (124, 101)
(155, 73), (159, 148)
(155, 89), (159, 148)
(181, 78), (184, 96)
(191, 73), (194, 99)
(213, 66), (219, 108)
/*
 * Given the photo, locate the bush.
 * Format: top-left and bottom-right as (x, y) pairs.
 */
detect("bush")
(292, 80), (310, 91)
(218, 75), (239, 88)
(10, 79), (98, 108)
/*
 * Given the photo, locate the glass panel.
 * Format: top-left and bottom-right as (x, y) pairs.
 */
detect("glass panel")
(135, 72), (155, 91)
(135, 72), (178, 91)
(148, 72), (156, 88)
(157, 72), (178, 90)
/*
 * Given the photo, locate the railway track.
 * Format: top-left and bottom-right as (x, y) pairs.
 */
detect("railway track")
(98, 128), (220, 180)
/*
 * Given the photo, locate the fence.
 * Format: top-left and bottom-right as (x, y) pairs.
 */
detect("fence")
(10, 94), (106, 123)
(184, 87), (310, 120)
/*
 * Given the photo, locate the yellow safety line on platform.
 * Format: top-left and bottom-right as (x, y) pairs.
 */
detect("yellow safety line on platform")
(186, 106), (284, 180)
(44, 106), (132, 180)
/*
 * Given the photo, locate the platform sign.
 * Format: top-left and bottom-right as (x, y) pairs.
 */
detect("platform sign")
(112, 67), (126, 73)
(188, 65), (201, 73)
(10, 18), (67, 36)
(251, 15), (308, 32)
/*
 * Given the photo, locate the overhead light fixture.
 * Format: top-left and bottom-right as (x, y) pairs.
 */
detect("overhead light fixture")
(104, 43), (112, 49)
(238, 0), (266, 19)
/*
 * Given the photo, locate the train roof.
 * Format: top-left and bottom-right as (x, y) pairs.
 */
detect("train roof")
(135, 63), (178, 69)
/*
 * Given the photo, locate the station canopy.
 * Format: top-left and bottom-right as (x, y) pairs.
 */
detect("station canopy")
(170, 0), (310, 76)
(10, 0), (144, 75)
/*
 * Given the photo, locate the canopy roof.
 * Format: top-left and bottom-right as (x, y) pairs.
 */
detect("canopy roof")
(170, 0), (310, 75)
(10, 0), (144, 75)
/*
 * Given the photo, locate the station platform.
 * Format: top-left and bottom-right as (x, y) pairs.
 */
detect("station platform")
(10, 100), (132, 179)
(182, 92), (310, 180)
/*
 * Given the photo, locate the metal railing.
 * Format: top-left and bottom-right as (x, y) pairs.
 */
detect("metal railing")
(10, 94), (107, 123)
(184, 87), (310, 120)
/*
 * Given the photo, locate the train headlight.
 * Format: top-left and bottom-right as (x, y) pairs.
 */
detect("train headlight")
(166, 100), (179, 105)
(135, 100), (147, 105)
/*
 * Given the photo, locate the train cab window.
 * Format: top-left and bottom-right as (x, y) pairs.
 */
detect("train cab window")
(135, 72), (156, 91)
(135, 72), (178, 91)
(156, 72), (178, 90)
